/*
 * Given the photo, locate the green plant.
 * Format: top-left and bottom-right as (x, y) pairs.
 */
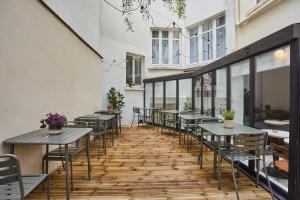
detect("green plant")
(222, 109), (235, 120)
(128, 80), (134, 87)
(183, 100), (192, 111)
(107, 87), (125, 110)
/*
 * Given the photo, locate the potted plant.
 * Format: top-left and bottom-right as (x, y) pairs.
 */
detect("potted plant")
(222, 109), (235, 129)
(107, 87), (125, 111)
(40, 113), (67, 135)
(128, 80), (134, 87)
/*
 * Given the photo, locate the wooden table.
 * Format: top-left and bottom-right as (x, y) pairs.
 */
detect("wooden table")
(198, 123), (264, 190)
(3, 128), (92, 200)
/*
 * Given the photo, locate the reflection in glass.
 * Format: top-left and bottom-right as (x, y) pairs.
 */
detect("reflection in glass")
(215, 68), (227, 117)
(154, 82), (163, 108)
(203, 73), (213, 115)
(165, 80), (176, 109)
(194, 76), (202, 112)
(231, 60), (250, 125)
(179, 79), (192, 111)
(145, 83), (153, 108)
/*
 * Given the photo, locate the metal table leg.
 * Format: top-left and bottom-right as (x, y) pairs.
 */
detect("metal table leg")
(9, 144), (14, 154)
(217, 136), (221, 190)
(86, 133), (91, 180)
(65, 144), (70, 200)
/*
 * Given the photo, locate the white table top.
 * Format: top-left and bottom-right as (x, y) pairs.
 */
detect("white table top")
(264, 119), (289, 126)
(261, 129), (289, 139)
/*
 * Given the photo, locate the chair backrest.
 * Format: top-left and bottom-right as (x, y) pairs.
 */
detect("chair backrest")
(64, 120), (88, 128)
(0, 154), (24, 199)
(270, 143), (289, 160)
(233, 132), (267, 154)
(133, 107), (140, 114)
(200, 118), (223, 123)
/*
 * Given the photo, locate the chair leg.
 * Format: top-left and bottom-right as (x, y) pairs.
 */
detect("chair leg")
(47, 175), (51, 200)
(263, 154), (274, 200)
(231, 161), (240, 200)
(70, 158), (73, 191)
(256, 158), (260, 188)
(131, 115), (135, 127)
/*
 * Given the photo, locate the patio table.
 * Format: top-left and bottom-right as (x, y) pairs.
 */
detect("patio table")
(95, 110), (122, 135)
(198, 123), (264, 190)
(3, 127), (92, 200)
(179, 114), (218, 152)
(76, 114), (116, 149)
(139, 107), (159, 126)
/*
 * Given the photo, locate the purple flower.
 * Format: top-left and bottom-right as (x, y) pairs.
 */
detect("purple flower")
(40, 113), (67, 129)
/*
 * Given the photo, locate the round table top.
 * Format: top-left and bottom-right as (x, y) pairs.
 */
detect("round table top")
(261, 129), (289, 139)
(264, 119), (289, 126)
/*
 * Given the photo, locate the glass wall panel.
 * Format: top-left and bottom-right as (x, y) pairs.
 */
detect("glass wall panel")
(145, 83), (153, 108)
(194, 76), (202, 112)
(154, 82), (163, 108)
(255, 46), (290, 191)
(215, 68), (227, 117)
(231, 60), (250, 125)
(179, 79), (192, 111)
(165, 80), (176, 109)
(203, 72), (213, 115)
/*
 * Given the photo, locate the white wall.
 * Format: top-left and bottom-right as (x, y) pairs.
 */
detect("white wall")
(43, 0), (100, 52)
(0, 0), (102, 173)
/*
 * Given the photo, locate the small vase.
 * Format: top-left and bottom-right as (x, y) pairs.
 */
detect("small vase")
(48, 128), (63, 135)
(224, 120), (234, 129)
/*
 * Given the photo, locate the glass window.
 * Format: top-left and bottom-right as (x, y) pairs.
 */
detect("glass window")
(173, 31), (180, 64)
(165, 80), (176, 109)
(152, 31), (159, 64)
(194, 76), (202, 112)
(203, 72), (213, 115)
(202, 20), (213, 61)
(179, 79), (192, 111)
(126, 55), (133, 84)
(190, 27), (198, 63)
(215, 68), (227, 117)
(145, 83), (153, 108)
(162, 31), (169, 64)
(154, 82), (163, 108)
(126, 54), (143, 86)
(216, 15), (226, 58)
(230, 60), (250, 125)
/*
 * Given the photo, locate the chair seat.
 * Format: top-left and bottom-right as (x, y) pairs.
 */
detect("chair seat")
(274, 160), (289, 173)
(204, 141), (231, 150)
(90, 130), (105, 136)
(221, 149), (259, 161)
(0, 174), (48, 199)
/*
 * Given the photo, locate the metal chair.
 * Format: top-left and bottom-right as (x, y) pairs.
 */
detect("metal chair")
(131, 107), (144, 128)
(0, 154), (50, 200)
(221, 132), (274, 200)
(42, 121), (87, 191)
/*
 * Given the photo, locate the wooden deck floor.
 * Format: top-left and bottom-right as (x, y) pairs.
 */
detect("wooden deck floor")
(28, 126), (273, 199)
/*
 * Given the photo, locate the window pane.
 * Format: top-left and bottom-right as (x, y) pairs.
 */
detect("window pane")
(152, 31), (159, 38)
(134, 58), (142, 85)
(179, 79), (192, 111)
(194, 76), (202, 112)
(173, 31), (179, 39)
(152, 39), (159, 64)
(231, 59), (250, 125)
(173, 40), (179, 64)
(255, 46), (290, 192)
(216, 15), (225, 27)
(162, 31), (169, 38)
(126, 55), (133, 84)
(216, 26), (226, 58)
(162, 39), (169, 64)
(190, 27), (198, 63)
(203, 73), (213, 115)
(154, 82), (163, 108)
(202, 20), (212, 32)
(202, 31), (213, 61)
(166, 80), (176, 109)
(145, 83), (153, 108)
(215, 68), (227, 117)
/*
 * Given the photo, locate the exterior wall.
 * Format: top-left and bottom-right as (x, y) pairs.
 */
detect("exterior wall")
(236, 0), (300, 48)
(0, 0), (102, 173)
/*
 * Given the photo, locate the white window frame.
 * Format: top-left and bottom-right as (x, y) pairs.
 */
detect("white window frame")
(151, 29), (181, 66)
(126, 53), (144, 87)
(189, 14), (226, 64)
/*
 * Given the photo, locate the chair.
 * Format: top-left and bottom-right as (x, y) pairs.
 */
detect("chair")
(221, 132), (274, 200)
(42, 121), (88, 191)
(269, 143), (289, 175)
(131, 107), (144, 128)
(0, 154), (50, 200)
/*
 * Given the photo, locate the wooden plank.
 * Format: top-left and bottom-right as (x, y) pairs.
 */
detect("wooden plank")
(27, 126), (273, 200)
